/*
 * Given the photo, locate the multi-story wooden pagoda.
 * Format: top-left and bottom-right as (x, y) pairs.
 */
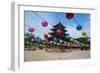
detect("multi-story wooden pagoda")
(48, 22), (69, 41)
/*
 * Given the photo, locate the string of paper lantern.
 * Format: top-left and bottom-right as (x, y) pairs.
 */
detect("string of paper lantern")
(25, 24), (49, 40)
(32, 12), (85, 38)
(25, 12), (87, 39)
(31, 12), (83, 32)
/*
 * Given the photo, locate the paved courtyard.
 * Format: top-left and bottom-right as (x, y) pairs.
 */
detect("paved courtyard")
(24, 49), (90, 61)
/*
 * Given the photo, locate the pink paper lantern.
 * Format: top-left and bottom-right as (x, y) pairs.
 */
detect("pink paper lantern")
(28, 27), (35, 32)
(41, 20), (48, 27)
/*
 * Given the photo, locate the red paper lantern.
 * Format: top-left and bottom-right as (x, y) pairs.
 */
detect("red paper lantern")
(44, 34), (48, 39)
(29, 34), (34, 39)
(66, 13), (74, 19)
(41, 20), (48, 27)
(28, 27), (35, 32)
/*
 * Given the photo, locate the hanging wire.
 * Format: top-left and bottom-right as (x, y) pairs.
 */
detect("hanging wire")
(73, 17), (81, 25)
(32, 11), (45, 20)
(31, 11), (54, 26)
(25, 11), (51, 34)
(25, 24), (31, 28)
(25, 11), (80, 34)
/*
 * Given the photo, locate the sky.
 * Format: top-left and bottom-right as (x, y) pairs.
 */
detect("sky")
(24, 11), (90, 39)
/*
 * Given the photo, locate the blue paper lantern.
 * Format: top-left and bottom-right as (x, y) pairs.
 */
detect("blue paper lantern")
(76, 25), (82, 31)
(53, 37), (57, 42)
(35, 37), (41, 41)
(65, 36), (70, 39)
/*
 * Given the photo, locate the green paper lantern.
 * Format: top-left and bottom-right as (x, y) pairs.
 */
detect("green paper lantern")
(24, 33), (29, 36)
(30, 43), (33, 46)
(46, 42), (49, 45)
(43, 42), (45, 44)
(57, 43), (60, 45)
(60, 40), (62, 43)
(26, 41), (29, 44)
(81, 43), (85, 46)
(54, 42), (56, 44)
(70, 38), (74, 42)
(40, 44), (42, 46)
(82, 31), (87, 37)
(31, 39), (34, 41)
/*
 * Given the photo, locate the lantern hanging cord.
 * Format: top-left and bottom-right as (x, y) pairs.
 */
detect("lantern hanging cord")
(31, 11), (55, 26)
(32, 11), (45, 20)
(25, 24), (31, 28)
(73, 17), (81, 25)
